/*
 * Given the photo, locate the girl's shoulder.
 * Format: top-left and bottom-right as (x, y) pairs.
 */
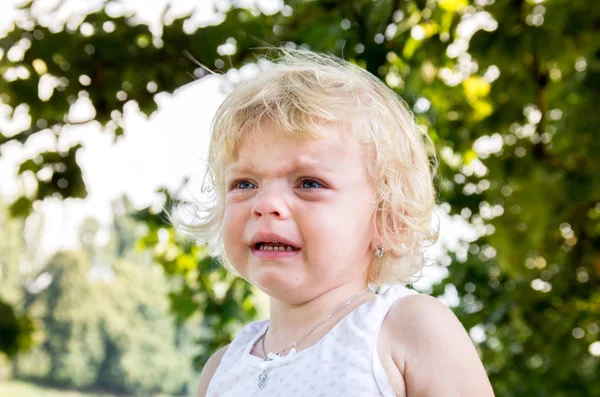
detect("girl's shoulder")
(197, 319), (268, 397)
(196, 345), (229, 397)
(378, 293), (438, 370)
(380, 293), (459, 369)
(379, 293), (495, 396)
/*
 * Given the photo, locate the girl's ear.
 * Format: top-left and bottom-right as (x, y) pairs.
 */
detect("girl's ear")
(370, 207), (408, 251)
(369, 210), (384, 251)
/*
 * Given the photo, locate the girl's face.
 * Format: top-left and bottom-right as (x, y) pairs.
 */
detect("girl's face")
(222, 121), (378, 302)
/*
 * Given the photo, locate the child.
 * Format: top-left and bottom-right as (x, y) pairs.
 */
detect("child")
(175, 49), (494, 396)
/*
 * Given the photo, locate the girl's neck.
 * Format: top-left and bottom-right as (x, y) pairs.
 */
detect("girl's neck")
(264, 283), (374, 353)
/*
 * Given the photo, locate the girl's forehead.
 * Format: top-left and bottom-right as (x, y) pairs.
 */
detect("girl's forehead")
(225, 123), (368, 173)
(232, 120), (366, 157)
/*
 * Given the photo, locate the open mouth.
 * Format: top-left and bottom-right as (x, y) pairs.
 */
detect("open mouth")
(254, 242), (300, 251)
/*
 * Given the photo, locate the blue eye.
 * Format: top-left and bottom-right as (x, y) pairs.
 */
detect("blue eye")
(233, 180), (256, 190)
(300, 179), (323, 189)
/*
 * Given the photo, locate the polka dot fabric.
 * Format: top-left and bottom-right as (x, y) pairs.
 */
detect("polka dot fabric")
(206, 284), (418, 396)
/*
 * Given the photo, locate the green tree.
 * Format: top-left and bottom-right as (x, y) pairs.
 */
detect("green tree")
(1, 0), (598, 395)
(14, 246), (194, 394)
(0, 204), (36, 359)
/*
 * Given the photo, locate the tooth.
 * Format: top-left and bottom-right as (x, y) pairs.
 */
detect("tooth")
(257, 243), (297, 251)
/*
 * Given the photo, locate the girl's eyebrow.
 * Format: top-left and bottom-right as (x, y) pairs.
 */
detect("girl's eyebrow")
(225, 157), (335, 176)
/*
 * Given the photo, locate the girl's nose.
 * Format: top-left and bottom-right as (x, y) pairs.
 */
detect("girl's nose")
(251, 185), (289, 220)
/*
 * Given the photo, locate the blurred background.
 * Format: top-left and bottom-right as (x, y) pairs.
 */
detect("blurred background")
(0, 0), (598, 396)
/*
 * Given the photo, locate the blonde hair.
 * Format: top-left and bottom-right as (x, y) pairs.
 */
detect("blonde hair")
(170, 48), (439, 286)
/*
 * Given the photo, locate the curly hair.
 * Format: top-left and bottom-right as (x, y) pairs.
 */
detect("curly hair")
(169, 48), (439, 286)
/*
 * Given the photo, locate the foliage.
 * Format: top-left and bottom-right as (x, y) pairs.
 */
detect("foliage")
(0, 206), (35, 359)
(2, 199), (197, 395)
(1, 0), (599, 395)
(14, 251), (192, 395)
(0, 299), (35, 358)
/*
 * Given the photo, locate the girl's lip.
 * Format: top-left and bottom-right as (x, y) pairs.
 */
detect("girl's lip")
(249, 232), (301, 249)
(250, 247), (301, 258)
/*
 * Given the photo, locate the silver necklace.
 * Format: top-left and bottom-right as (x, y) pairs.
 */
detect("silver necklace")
(256, 287), (371, 389)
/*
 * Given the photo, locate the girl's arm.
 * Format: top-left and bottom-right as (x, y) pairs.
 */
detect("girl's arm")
(196, 345), (229, 397)
(386, 294), (495, 397)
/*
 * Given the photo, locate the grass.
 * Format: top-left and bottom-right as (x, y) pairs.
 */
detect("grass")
(0, 380), (133, 397)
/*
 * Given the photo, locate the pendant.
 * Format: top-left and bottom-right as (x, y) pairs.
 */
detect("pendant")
(257, 349), (295, 389)
(257, 367), (269, 389)
(258, 355), (274, 389)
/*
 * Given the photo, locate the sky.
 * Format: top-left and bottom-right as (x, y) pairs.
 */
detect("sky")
(0, 0), (478, 297)
(0, 0), (237, 253)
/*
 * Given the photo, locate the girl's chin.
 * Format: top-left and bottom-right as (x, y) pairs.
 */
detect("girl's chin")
(250, 267), (304, 293)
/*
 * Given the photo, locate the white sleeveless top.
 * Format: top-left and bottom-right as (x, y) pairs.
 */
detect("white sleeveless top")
(207, 284), (418, 397)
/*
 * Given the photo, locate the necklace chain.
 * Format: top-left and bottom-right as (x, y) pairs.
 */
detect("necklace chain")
(261, 287), (371, 359)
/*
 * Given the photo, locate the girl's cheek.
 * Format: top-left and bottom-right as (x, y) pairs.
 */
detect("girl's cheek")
(223, 202), (245, 224)
(222, 212), (235, 243)
(222, 204), (248, 245)
(222, 216), (239, 260)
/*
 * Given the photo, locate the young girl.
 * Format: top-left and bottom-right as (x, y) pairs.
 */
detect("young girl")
(176, 49), (494, 396)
